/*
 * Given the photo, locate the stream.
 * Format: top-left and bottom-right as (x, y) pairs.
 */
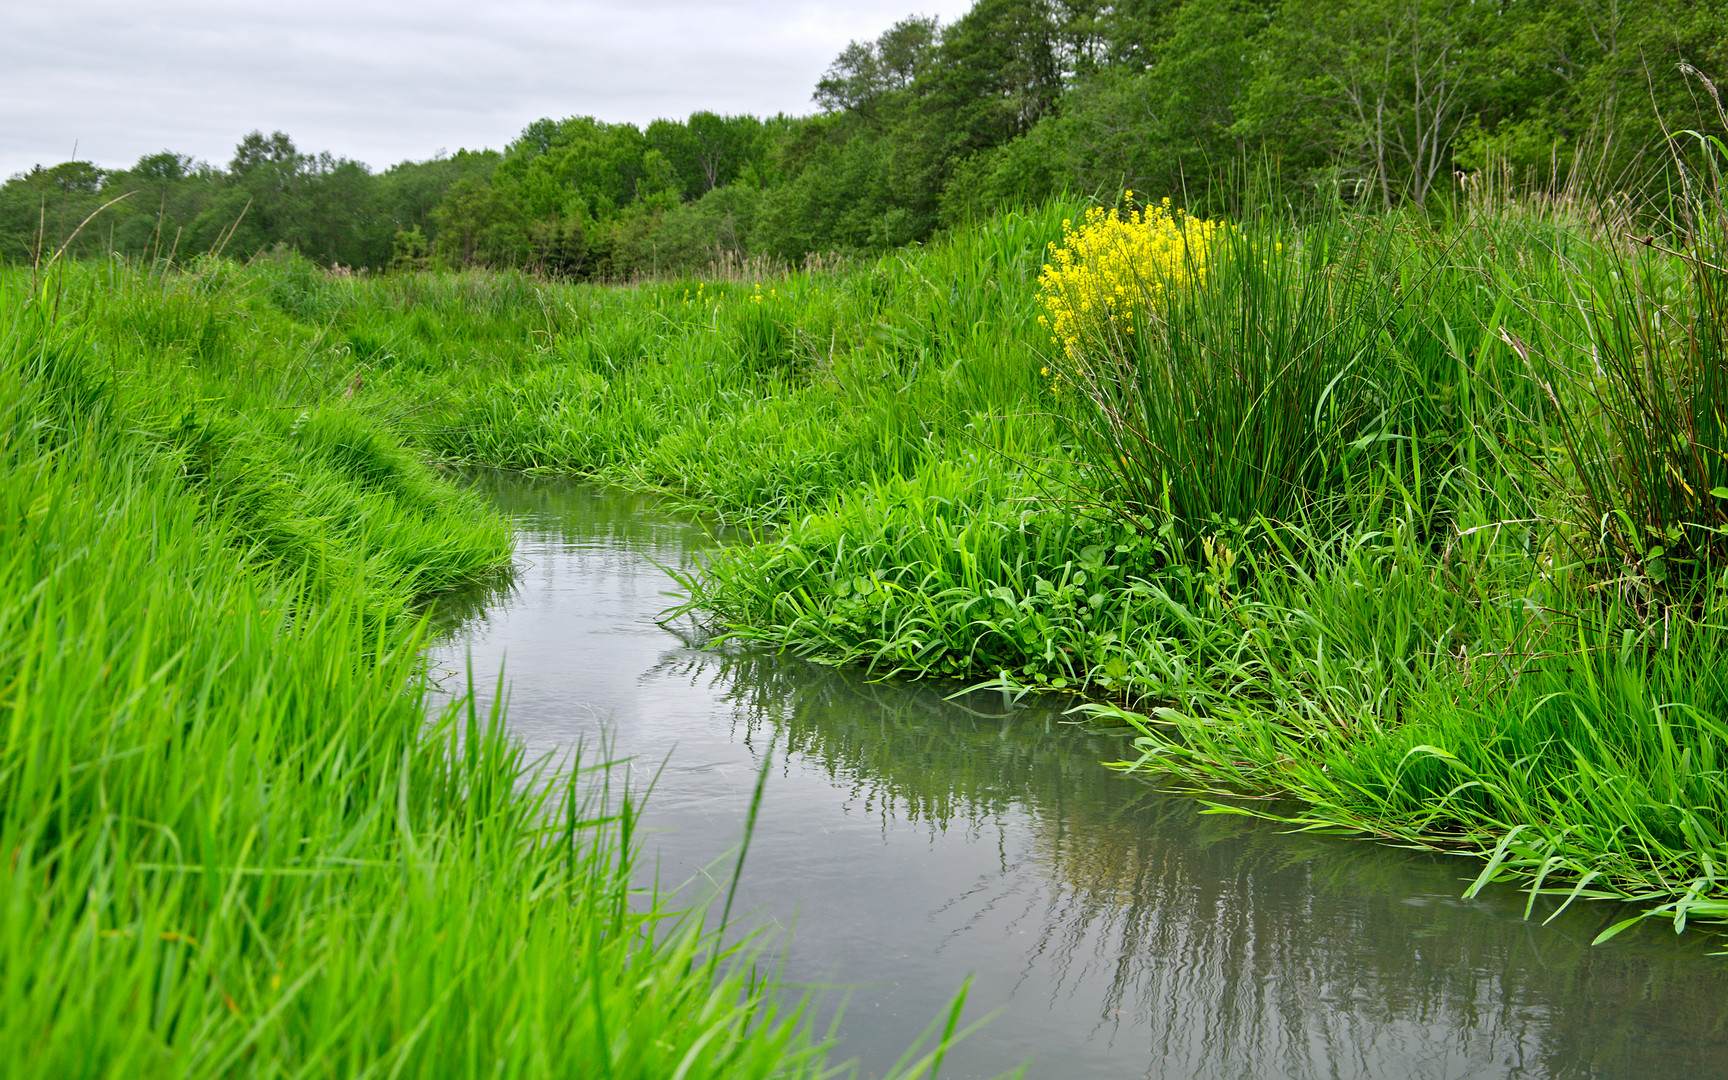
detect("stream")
(428, 472), (1728, 1080)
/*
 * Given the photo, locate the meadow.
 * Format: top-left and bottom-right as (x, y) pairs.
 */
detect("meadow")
(5, 160), (1727, 1071)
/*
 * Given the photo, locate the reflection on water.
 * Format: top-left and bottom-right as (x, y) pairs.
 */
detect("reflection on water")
(429, 472), (1728, 1080)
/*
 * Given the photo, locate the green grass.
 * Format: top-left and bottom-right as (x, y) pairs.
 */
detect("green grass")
(1, 266), (999, 1076)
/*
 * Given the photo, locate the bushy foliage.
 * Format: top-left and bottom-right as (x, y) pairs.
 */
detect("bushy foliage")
(8, 0), (1724, 276)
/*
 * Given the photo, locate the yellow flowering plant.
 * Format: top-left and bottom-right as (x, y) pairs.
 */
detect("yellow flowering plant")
(1035, 194), (1381, 545)
(1036, 195), (1224, 365)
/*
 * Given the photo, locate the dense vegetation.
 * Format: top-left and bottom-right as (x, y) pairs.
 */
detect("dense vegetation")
(24, 148), (1715, 942)
(7, 7), (1728, 1073)
(7, 0), (1726, 278)
(1, 261), (1011, 1076)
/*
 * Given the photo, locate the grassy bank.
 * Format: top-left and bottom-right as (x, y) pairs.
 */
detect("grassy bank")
(0, 263), (947, 1076)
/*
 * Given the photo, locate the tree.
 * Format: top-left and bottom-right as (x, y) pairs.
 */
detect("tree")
(130, 151), (192, 182)
(494, 117), (650, 221)
(1242, 0), (1493, 206)
(376, 149), (501, 252)
(1478, 0), (1728, 185)
(687, 112), (764, 193)
(218, 131), (316, 256)
(0, 161), (112, 262)
(230, 131), (305, 179)
(646, 113), (768, 197)
(304, 154), (383, 267)
(1049, 0), (1113, 79)
(432, 176), (527, 268)
(814, 15), (942, 120)
(390, 225), (431, 272)
(919, 0), (1063, 150)
(1097, 0), (1183, 70)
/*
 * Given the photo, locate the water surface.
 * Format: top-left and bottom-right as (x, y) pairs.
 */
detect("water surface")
(429, 473), (1728, 1080)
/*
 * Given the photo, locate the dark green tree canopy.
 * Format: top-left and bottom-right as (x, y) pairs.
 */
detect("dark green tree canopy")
(814, 15), (942, 117)
(3, 0), (1725, 275)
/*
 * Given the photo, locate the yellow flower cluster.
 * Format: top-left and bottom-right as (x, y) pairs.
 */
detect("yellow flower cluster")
(1036, 196), (1222, 360)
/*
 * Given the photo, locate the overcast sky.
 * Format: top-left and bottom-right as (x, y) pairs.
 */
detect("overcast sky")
(1, 0), (974, 179)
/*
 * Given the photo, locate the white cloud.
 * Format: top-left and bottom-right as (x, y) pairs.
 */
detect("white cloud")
(0, 0), (973, 178)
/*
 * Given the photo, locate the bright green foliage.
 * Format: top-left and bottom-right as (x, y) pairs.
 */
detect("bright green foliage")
(0, 266), (877, 1077)
(1083, 535), (1728, 941)
(327, 204), (1070, 524)
(683, 463), (1154, 687)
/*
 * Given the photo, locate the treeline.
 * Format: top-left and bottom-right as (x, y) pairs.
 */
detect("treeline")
(6, 0), (1725, 277)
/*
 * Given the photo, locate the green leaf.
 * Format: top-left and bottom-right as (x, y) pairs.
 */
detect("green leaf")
(1592, 914), (1647, 946)
(1464, 824), (1531, 899)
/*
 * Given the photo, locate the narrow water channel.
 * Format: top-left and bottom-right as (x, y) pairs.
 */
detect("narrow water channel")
(428, 472), (1728, 1080)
